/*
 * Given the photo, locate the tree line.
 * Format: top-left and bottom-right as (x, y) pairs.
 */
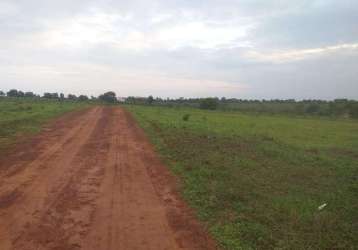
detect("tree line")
(124, 96), (358, 118)
(2, 89), (357, 118)
(0, 89), (118, 103)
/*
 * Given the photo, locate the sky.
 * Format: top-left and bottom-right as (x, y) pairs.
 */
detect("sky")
(0, 0), (357, 99)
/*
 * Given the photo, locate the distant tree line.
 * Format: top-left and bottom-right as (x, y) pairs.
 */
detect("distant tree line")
(2, 89), (357, 118)
(0, 89), (118, 104)
(124, 96), (358, 118)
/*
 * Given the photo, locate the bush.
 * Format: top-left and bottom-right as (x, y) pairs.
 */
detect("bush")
(182, 114), (190, 121)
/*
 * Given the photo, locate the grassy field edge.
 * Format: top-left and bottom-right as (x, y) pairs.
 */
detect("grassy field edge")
(125, 105), (358, 250)
(0, 98), (90, 154)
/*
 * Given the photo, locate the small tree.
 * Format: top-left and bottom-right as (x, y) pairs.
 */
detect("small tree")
(147, 95), (154, 105)
(43, 93), (52, 99)
(0, 90), (5, 97)
(25, 92), (35, 98)
(7, 89), (19, 97)
(99, 91), (117, 103)
(200, 98), (219, 110)
(68, 94), (77, 100)
(78, 95), (89, 101)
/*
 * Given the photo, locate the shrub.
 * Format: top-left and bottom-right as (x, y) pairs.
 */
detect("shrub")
(182, 114), (190, 121)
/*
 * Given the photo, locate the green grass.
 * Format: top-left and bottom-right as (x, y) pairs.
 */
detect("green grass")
(0, 97), (89, 153)
(126, 105), (358, 250)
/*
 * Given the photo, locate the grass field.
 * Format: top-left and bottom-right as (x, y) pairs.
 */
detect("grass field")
(0, 98), (89, 153)
(126, 105), (358, 250)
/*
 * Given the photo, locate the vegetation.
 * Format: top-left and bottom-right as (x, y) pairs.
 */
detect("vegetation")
(127, 105), (358, 250)
(200, 98), (219, 110)
(0, 88), (122, 152)
(98, 91), (117, 103)
(124, 97), (358, 119)
(0, 97), (89, 154)
(1, 89), (119, 103)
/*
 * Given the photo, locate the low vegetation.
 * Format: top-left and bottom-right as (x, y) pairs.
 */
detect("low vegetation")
(0, 97), (89, 153)
(0, 88), (120, 153)
(127, 105), (358, 249)
(125, 96), (358, 119)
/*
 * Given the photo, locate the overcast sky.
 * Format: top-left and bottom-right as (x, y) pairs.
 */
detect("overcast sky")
(0, 0), (357, 99)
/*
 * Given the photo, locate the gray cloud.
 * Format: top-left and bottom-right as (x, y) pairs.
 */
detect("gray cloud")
(0, 0), (357, 99)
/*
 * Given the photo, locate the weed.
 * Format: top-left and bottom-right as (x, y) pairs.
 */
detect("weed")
(182, 113), (190, 121)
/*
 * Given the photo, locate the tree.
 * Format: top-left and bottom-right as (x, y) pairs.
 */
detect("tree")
(68, 94), (77, 100)
(43, 92), (59, 99)
(7, 89), (19, 97)
(43, 93), (52, 99)
(0, 90), (5, 97)
(99, 91), (117, 103)
(25, 92), (35, 97)
(78, 95), (89, 101)
(147, 95), (154, 105)
(200, 98), (219, 110)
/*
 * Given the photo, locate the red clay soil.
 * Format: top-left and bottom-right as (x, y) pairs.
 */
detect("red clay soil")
(0, 107), (217, 250)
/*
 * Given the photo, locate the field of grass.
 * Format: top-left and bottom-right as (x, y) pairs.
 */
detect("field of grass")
(126, 105), (358, 250)
(0, 98), (89, 153)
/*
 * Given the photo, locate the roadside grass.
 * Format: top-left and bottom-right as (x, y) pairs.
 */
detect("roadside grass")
(0, 98), (89, 153)
(126, 105), (358, 250)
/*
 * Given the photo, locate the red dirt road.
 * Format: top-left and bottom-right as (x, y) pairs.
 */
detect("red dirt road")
(0, 107), (216, 250)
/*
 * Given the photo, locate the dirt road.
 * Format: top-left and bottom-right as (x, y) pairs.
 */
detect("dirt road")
(0, 107), (216, 250)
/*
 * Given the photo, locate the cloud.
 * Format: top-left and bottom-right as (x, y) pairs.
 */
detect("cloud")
(0, 63), (247, 98)
(246, 43), (358, 63)
(0, 0), (357, 99)
(36, 9), (253, 51)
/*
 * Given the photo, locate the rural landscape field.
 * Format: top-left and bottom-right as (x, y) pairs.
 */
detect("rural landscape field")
(128, 105), (358, 249)
(0, 98), (88, 153)
(0, 95), (357, 249)
(1, 0), (358, 249)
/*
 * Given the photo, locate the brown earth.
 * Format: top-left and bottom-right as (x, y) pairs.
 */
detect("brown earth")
(0, 106), (217, 250)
